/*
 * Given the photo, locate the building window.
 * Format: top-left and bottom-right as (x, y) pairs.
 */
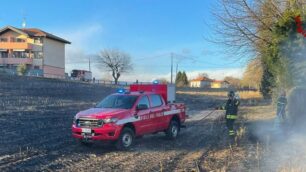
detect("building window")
(34, 38), (42, 44)
(33, 51), (43, 59)
(10, 37), (16, 42)
(13, 51), (28, 58)
(34, 66), (40, 69)
(0, 38), (8, 42)
(13, 52), (21, 58)
(38, 52), (43, 58)
(16, 38), (25, 42)
(0, 52), (8, 58)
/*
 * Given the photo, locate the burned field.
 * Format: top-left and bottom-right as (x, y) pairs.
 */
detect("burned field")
(0, 75), (270, 172)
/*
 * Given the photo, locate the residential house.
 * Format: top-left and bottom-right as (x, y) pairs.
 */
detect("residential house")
(211, 80), (230, 88)
(189, 77), (213, 88)
(0, 26), (70, 78)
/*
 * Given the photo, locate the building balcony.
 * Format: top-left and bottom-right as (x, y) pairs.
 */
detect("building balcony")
(0, 57), (33, 65)
(0, 42), (33, 50)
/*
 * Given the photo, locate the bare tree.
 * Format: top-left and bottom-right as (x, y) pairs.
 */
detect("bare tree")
(210, 0), (288, 59)
(97, 49), (132, 85)
(224, 76), (242, 88)
(197, 73), (209, 78)
(241, 58), (263, 89)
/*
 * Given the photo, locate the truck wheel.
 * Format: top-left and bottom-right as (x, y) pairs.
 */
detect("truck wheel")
(115, 128), (135, 150)
(166, 120), (179, 139)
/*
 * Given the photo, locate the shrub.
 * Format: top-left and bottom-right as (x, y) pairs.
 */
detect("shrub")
(17, 64), (27, 76)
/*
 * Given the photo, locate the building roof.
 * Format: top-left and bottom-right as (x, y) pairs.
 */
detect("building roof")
(190, 77), (213, 82)
(0, 26), (71, 44)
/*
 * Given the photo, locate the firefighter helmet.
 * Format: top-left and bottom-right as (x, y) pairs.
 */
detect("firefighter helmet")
(228, 90), (235, 98)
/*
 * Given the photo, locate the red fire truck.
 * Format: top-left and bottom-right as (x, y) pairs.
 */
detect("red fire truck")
(72, 82), (186, 150)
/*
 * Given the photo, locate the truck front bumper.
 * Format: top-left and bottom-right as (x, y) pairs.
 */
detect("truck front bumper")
(72, 124), (122, 141)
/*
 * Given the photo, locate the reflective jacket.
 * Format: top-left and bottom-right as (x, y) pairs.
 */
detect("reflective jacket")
(223, 99), (240, 119)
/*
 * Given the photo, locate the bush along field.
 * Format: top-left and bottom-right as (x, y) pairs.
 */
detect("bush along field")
(0, 75), (290, 171)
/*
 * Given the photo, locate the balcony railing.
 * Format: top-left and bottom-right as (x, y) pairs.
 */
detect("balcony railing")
(0, 58), (33, 65)
(0, 42), (33, 49)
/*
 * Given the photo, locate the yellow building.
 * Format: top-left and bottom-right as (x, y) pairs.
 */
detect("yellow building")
(189, 77), (213, 88)
(190, 77), (230, 89)
(0, 26), (70, 78)
(210, 80), (230, 88)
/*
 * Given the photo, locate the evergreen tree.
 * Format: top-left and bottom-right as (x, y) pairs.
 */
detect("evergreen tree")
(260, 64), (275, 99)
(182, 71), (189, 86)
(175, 71), (182, 84)
(175, 71), (189, 87)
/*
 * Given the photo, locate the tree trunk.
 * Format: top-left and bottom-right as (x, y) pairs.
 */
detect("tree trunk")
(114, 78), (118, 85)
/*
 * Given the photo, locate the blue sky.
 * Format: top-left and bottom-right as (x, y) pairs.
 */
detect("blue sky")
(0, 0), (248, 81)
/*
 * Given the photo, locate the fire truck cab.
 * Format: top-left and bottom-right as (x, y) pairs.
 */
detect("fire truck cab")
(72, 82), (186, 150)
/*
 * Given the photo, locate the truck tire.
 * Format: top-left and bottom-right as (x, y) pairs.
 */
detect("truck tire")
(115, 127), (135, 150)
(165, 120), (179, 139)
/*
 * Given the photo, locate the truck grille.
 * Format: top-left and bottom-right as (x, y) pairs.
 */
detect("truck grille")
(77, 118), (103, 128)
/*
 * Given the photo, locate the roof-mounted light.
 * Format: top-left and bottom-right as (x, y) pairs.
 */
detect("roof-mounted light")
(117, 88), (126, 94)
(153, 80), (159, 84)
(116, 88), (130, 94)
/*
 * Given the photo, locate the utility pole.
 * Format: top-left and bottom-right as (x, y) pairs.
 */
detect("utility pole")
(89, 57), (91, 72)
(175, 63), (178, 84)
(170, 53), (173, 84)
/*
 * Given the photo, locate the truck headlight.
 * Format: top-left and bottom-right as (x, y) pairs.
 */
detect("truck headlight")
(73, 117), (79, 126)
(97, 119), (104, 127)
(103, 118), (118, 124)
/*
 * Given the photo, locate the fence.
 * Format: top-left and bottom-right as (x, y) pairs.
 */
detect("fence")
(90, 79), (152, 87)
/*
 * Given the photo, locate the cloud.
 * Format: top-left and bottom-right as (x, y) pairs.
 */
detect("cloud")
(54, 23), (103, 73)
(59, 23), (103, 49)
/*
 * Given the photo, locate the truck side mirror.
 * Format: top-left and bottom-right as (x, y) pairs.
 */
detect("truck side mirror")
(137, 104), (148, 110)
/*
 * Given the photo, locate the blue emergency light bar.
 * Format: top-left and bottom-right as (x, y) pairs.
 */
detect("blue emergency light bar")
(117, 88), (126, 93)
(153, 80), (159, 84)
(116, 88), (130, 94)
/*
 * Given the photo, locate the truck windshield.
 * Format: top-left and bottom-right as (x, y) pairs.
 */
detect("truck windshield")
(95, 95), (138, 109)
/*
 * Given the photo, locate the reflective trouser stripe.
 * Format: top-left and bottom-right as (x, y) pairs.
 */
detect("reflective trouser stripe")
(229, 130), (235, 135)
(226, 115), (237, 119)
(277, 101), (285, 105)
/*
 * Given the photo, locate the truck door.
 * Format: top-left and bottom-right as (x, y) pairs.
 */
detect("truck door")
(133, 95), (155, 135)
(148, 94), (166, 132)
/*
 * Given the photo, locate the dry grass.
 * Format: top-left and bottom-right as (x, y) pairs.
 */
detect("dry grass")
(177, 90), (262, 99)
(202, 145), (253, 171)
(201, 106), (271, 171)
(240, 105), (274, 121)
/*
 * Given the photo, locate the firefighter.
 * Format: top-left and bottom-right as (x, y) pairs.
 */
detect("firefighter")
(222, 90), (240, 136)
(276, 90), (287, 122)
(273, 90), (287, 134)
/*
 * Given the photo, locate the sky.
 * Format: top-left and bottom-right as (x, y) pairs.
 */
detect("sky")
(0, 0), (249, 82)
